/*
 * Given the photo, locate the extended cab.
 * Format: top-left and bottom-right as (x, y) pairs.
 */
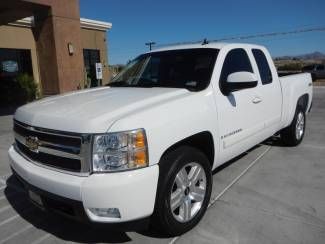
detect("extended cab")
(8, 43), (312, 235)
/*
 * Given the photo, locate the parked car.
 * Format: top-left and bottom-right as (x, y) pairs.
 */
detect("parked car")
(302, 64), (325, 80)
(8, 43), (313, 236)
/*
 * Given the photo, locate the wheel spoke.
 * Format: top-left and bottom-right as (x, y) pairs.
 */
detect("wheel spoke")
(180, 199), (192, 221)
(188, 165), (203, 185)
(175, 168), (188, 187)
(190, 186), (205, 202)
(170, 188), (183, 211)
(295, 112), (305, 140)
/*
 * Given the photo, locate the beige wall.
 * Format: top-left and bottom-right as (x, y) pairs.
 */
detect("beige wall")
(0, 25), (41, 86)
(0, 24), (110, 92)
(81, 28), (110, 84)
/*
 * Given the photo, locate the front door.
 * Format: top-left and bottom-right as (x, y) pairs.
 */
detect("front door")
(251, 48), (282, 136)
(215, 48), (265, 163)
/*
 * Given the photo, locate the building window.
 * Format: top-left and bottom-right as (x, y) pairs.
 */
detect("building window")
(0, 48), (33, 78)
(0, 48), (33, 106)
(83, 49), (100, 87)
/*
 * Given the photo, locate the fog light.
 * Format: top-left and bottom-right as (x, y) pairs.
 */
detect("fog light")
(89, 207), (121, 218)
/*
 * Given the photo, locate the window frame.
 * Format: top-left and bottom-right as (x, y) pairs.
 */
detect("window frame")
(219, 48), (255, 95)
(252, 49), (273, 85)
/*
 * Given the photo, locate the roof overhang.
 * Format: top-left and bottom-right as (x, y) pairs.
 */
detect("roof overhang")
(80, 18), (112, 31)
(7, 17), (112, 31)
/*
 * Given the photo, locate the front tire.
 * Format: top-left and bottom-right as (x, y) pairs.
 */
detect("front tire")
(151, 146), (212, 236)
(281, 106), (306, 146)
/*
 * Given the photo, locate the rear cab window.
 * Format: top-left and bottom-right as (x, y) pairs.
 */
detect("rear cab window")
(252, 49), (273, 85)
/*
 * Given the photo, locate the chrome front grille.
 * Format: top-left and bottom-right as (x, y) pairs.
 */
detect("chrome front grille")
(13, 120), (92, 174)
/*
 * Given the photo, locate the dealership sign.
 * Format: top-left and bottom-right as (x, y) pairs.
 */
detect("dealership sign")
(2, 60), (18, 72)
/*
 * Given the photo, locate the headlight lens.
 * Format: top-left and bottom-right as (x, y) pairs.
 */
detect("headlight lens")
(92, 129), (148, 172)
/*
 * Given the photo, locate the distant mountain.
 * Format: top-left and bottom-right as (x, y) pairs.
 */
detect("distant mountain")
(276, 51), (325, 60)
(296, 52), (325, 60)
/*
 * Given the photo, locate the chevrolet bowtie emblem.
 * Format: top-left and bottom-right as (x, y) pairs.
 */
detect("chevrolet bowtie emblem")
(25, 136), (39, 152)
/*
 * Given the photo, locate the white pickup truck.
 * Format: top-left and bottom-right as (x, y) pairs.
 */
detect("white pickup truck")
(9, 42), (312, 235)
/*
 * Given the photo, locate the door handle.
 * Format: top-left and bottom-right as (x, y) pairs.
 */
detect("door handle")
(252, 96), (262, 104)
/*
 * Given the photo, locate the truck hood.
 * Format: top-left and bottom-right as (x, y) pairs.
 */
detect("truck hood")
(15, 87), (189, 133)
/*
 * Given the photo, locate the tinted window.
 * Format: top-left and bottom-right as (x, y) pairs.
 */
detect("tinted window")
(316, 64), (324, 71)
(252, 49), (273, 85)
(219, 48), (253, 94)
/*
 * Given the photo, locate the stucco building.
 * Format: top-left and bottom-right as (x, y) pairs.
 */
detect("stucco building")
(0, 0), (112, 105)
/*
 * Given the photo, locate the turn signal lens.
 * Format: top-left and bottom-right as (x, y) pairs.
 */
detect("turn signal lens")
(134, 131), (145, 148)
(134, 150), (147, 166)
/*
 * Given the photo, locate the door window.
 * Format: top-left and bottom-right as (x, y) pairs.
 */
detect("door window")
(219, 49), (253, 94)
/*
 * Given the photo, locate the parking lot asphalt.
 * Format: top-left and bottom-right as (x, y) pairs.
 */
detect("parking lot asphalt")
(0, 87), (324, 244)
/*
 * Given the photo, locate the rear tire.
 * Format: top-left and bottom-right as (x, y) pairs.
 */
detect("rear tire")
(281, 106), (306, 146)
(151, 146), (212, 236)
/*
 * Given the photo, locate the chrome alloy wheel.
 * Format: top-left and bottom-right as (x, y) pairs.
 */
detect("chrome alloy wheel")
(296, 112), (305, 140)
(170, 162), (207, 223)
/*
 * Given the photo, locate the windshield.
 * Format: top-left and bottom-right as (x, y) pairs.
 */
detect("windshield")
(108, 48), (219, 91)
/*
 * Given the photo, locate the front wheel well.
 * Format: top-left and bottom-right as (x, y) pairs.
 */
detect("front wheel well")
(160, 131), (215, 168)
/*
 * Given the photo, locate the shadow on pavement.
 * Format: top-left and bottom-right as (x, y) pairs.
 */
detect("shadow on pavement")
(262, 135), (290, 147)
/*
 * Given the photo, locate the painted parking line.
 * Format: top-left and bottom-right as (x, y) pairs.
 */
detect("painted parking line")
(0, 208), (49, 244)
(0, 206), (34, 228)
(0, 205), (11, 214)
(169, 146), (271, 244)
(0, 224), (34, 244)
(31, 233), (52, 244)
(0, 174), (12, 182)
(0, 214), (20, 228)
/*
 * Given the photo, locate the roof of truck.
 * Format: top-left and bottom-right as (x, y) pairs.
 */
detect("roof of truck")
(151, 42), (265, 53)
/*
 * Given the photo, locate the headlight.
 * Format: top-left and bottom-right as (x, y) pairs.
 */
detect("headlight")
(92, 129), (148, 172)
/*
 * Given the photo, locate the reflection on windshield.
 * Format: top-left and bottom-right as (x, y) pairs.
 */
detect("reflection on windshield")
(108, 48), (219, 91)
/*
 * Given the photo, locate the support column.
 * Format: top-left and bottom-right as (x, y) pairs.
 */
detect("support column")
(32, 0), (84, 95)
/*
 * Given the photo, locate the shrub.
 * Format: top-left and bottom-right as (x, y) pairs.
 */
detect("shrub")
(277, 63), (303, 71)
(15, 73), (39, 103)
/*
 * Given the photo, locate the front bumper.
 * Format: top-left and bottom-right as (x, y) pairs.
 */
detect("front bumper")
(8, 146), (159, 223)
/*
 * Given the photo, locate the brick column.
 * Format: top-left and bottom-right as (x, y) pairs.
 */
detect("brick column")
(32, 0), (84, 95)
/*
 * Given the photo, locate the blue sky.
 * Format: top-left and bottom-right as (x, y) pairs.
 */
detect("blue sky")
(80, 0), (325, 65)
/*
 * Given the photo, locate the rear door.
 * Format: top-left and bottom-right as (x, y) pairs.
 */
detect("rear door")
(251, 48), (282, 135)
(215, 48), (266, 162)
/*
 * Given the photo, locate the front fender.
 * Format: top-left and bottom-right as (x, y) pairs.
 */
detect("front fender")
(108, 89), (219, 167)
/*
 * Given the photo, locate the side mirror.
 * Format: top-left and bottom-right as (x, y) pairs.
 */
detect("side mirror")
(225, 71), (258, 94)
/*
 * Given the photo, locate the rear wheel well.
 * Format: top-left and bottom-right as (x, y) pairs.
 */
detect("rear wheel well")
(161, 131), (215, 168)
(297, 94), (309, 113)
